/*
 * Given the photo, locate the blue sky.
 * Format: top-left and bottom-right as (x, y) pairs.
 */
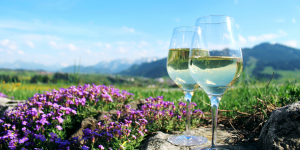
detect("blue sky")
(0, 0), (299, 67)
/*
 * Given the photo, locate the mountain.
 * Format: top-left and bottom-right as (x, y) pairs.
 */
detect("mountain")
(60, 57), (159, 74)
(59, 65), (112, 74)
(94, 57), (158, 73)
(243, 43), (300, 78)
(119, 43), (300, 79)
(0, 60), (62, 72)
(0, 57), (158, 74)
(118, 58), (167, 78)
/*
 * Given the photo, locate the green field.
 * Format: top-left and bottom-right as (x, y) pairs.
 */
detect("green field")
(1, 70), (299, 149)
(1, 75), (299, 120)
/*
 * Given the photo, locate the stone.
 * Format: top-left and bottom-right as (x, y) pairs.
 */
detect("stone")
(0, 97), (26, 118)
(139, 127), (258, 150)
(124, 99), (147, 110)
(70, 117), (98, 143)
(258, 101), (300, 150)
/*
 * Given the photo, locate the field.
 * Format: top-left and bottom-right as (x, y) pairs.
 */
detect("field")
(1, 73), (299, 119)
(0, 70), (299, 149)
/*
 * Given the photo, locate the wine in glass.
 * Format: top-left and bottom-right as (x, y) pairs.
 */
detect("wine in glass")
(167, 26), (207, 146)
(189, 16), (243, 150)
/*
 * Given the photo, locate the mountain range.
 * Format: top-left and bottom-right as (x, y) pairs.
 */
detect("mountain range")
(1, 43), (299, 79)
(0, 57), (158, 74)
(118, 42), (300, 79)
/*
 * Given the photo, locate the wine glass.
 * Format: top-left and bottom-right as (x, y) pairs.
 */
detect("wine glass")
(167, 26), (207, 146)
(189, 16), (243, 150)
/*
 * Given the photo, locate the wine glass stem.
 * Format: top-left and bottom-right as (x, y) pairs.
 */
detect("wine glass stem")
(209, 95), (221, 148)
(184, 91), (194, 135)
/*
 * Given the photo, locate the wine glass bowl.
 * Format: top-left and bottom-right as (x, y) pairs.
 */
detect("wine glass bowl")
(190, 16), (243, 150)
(166, 26), (207, 146)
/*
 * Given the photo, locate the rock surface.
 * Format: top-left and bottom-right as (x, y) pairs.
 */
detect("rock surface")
(258, 101), (300, 150)
(0, 97), (26, 117)
(139, 127), (258, 150)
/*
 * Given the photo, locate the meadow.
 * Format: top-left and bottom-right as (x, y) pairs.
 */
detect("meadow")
(0, 71), (299, 149)
(1, 74), (299, 121)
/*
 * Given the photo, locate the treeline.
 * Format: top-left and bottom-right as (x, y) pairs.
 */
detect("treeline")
(29, 73), (79, 84)
(0, 73), (79, 84)
(0, 72), (166, 87)
(0, 75), (20, 83)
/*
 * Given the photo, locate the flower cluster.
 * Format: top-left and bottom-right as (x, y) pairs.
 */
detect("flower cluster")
(0, 84), (203, 150)
(0, 92), (8, 98)
(0, 92), (14, 99)
(81, 96), (204, 149)
(0, 84), (134, 150)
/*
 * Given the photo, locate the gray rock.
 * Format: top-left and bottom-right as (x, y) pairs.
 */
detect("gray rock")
(258, 101), (300, 150)
(124, 99), (147, 111)
(0, 97), (26, 118)
(70, 117), (98, 143)
(139, 128), (258, 150)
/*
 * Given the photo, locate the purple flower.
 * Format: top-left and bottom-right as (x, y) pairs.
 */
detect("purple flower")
(0, 92), (8, 98)
(18, 137), (29, 144)
(56, 117), (64, 124)
(56, 125), (63, 130)
(34, 134), (46, 142)
(98, 145), (104, 150)
(22, 127), (26, 132)
(82, 145), (89, 150)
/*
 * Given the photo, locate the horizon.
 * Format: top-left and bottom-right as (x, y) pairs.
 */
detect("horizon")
(0, 0), (299, 67)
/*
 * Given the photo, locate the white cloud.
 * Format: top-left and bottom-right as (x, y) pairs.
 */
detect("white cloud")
(105, 44), (111, 48)
(118, 47), (127, 53)
(96, 42), (103, 47)
(275, 18), (285, 23)
(61, 63), (69, 67)
(283, 40), (297, 48)
(25, 41), (35, 48)
(18, 50), (24, 55)
(85, 49), (92, 54)
(0, 39), (10, 46)
(292, 18), (296, 24)
(138, 41), (149, 48)
(68, 43), (76, 51)
(238, 34), (247, 43)
(49, 41), (58, 48)
(0, 39), (17, 50)
(121, 26), (135, 33)
(247, 30), (287, 42)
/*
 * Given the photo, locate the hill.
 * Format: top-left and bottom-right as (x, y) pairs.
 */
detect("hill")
(243, 43), (300, 79)
(118, 58), (168, 78)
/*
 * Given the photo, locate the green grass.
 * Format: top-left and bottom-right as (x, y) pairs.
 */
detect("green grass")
(1, 77), (299, 120)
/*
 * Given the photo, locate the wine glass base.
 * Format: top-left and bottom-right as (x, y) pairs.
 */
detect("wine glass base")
(168, 134), (207, 146)
(192, 146), (230, 150)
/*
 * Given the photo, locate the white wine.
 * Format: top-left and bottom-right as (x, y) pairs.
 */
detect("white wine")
(167, 48), (199, 91)
(189, 55), (243, 95)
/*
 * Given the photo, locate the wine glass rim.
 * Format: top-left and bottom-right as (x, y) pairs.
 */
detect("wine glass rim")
(195, 15), (234, 24)
(173, 26), (200, 32)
